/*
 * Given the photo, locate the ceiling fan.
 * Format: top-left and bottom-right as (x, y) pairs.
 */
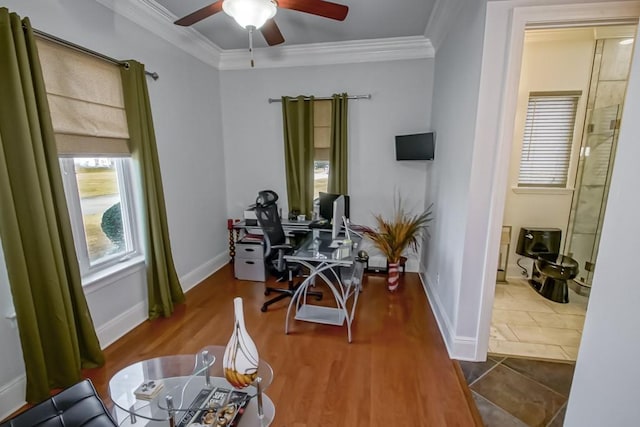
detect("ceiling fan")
(174, 0), (349, 47)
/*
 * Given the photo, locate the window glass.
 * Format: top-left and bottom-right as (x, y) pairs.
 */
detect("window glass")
(61, 157), (138, 275)
(518, 92), (580, 187)
(314, 100), (332, 199)
(314, 160), (329, 199)
(73, 158), (126, 263)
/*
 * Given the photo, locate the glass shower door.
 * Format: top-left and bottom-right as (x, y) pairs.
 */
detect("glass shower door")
(566, 105), (621, 286)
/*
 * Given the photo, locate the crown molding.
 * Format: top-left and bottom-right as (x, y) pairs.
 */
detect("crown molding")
(525, 24), (637, 42)
(218, 36), (434, 70)
(94, 0), (222, 68)
(424, 0), (465, 53)
(94, 0), (433, 71)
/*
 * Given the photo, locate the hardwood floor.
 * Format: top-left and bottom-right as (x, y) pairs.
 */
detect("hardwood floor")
(84, 264), (481, 426)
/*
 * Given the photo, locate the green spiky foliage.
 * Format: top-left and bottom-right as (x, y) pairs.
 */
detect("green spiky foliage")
(361, 198), (433, 263)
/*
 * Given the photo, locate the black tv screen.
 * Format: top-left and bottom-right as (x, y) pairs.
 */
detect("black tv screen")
(395, 132), (435, 160)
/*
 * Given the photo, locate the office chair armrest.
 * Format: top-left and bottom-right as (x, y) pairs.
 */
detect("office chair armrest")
(271, 244), (293, 251)
(271, 244), (293, 271)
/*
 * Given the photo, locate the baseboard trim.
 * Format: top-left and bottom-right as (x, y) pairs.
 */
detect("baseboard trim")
(180, 252), (229, 292)
(0, 375), (26, 422)
(96, 301), (147, 349)
(94, 252), (229, 349)
(419, 271), (478, 360)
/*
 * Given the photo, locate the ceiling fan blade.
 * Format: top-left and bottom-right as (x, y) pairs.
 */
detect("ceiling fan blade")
(277, 0), (349, 21)
(260, 19), (285, 46)
(174, 1), (224, 26)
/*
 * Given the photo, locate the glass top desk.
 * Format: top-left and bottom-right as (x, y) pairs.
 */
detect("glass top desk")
(108, 345), (275, 426)
(284, 229), (366, 343)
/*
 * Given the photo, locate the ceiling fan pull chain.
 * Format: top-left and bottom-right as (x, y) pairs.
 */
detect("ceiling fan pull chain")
(248, 25), (255, 68)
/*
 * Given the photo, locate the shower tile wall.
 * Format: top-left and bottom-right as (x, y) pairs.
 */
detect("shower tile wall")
(566, 37), (634, 286)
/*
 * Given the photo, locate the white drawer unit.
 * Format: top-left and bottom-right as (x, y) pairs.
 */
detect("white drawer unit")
(234, 240), (266, 281)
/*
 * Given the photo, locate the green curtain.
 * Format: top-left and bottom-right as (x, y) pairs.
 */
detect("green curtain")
(120, 61), (185, 319)
(328, 93), (349, 194)
(282, 96), (315, 218)
(0, 9), (104, 403)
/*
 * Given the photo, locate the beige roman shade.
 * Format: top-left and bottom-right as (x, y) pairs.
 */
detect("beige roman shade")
(314, 100), (331, 161)
(36, 38), (130, 156)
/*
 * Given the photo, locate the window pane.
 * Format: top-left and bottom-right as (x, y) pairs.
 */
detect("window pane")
(73, 158), (126, 263)
(314, 160), (329, 199)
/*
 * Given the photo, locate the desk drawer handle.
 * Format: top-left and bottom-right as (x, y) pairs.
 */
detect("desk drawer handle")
(244, 248), (255, 252)
(245, 261), (255, 265)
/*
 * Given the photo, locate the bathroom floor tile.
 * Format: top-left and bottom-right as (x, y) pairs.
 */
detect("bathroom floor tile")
(472, 392), (528, 426)
(471, 365), (567, 427)
(491, 323), (519, 341)
(561, 346), (580, 360)
(528, 312), (585, 330)
(492, 279), (586, 361)
(492, 309), (538, 326)
(494, 296), (556, 313)
(501, 358), (575, 397)
(489, 340), (569, 360)
(504, 285), (539, 300)
(509, 325), (582, 347)
(458, 359), (498, 385)
(547, 404), (567, 427)
(544, 300), (588, 315)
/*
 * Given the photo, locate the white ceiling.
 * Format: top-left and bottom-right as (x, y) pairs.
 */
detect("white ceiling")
(152, 0), (438, 50)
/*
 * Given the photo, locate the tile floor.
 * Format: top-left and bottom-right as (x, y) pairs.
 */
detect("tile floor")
(460, 356), (575, 427)
(491, 279), (588, 361)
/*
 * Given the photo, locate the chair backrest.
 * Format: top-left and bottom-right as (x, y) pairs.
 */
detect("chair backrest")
(255, 193), (286, 260)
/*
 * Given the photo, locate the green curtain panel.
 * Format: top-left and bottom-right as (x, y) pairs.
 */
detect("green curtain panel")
(282, 96), (315, 218)
(120, 61), (185, 319)
(0, 9), (104, 403)
(328, 93), (349, 194)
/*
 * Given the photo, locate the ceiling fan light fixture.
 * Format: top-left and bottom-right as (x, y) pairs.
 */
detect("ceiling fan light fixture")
(223, 0), (277, 30)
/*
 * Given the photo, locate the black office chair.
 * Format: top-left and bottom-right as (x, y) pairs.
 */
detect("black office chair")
(255, 190), (322, 312)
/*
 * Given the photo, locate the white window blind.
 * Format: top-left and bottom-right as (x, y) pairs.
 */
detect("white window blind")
(518, 92), (580, 187)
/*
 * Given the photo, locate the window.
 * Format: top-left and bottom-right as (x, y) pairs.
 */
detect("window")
(518, 92), (580, 187)
(37, 37), (141, 278)
(60, 158), (139, 271)
(313, 100), (332, 198)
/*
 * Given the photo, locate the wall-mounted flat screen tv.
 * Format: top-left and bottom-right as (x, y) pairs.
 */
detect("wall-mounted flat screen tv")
(395, 132), (435, 160)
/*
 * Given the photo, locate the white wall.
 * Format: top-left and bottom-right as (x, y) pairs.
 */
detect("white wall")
(0, 0), (227, 417)
(219, 60), (434, 269)
(421, 0), (488, 357)
(503, 35), (594, 278)
(564, 25), (640, 426)
(0, 242), (25, 418)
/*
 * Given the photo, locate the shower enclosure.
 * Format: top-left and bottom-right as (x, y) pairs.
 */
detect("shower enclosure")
(566, 36), (635, 289)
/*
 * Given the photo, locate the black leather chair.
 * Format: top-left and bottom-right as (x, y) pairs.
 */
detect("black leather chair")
(255, 190), (322, 312)
(0, 379), (117, 427)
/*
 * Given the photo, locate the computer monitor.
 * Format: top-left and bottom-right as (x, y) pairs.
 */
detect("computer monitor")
(319, 192), (350, 221)
(332, 195), (346, 240)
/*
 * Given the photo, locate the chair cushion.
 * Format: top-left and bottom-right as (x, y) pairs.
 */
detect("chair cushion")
(1, 379), (117, 427)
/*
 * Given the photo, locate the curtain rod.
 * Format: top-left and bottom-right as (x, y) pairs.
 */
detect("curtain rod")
(31, 28), (159, 81)
(268, 94), (371, 103)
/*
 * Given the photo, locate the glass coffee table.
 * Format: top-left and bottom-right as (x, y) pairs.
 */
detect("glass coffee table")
(108, 345), (275, 426)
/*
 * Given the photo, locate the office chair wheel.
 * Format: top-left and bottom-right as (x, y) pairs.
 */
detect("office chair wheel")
(264, 289), (271, 296)
(261, 304), (268, 312)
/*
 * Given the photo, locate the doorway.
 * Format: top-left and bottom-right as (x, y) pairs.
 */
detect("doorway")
(490, 24), (636, 361)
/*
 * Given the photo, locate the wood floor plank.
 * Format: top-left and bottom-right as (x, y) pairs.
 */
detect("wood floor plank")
(82, 265), (480, 426)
